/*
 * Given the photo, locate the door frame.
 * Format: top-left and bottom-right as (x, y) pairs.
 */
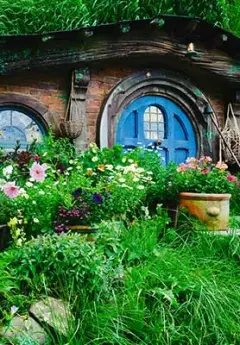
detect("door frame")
(98, 70), (216, 158)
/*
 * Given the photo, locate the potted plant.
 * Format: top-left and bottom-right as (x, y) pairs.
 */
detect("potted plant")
(175, 157), (238, 230)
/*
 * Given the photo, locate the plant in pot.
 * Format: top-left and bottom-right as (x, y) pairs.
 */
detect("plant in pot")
(54, 188), (107, 235)
(175, 157), (239, 230)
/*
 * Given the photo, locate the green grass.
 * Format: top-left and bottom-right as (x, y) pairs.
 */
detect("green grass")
(0, 0), (239, 36)
(1, 220), (239, 345)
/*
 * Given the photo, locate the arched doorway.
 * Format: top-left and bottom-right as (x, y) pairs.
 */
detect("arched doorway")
(99, 70), (215, 163)
(116, 95), (197, 165)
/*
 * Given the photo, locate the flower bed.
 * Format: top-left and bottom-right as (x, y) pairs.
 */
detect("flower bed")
(0, 134), (239, 246)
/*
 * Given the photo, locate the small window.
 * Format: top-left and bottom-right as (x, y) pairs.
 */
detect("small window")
(0, 108), (44, 150)
(144, 106), (165, 140)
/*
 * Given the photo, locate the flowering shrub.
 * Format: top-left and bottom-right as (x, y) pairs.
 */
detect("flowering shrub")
(175, 157), (238, 194)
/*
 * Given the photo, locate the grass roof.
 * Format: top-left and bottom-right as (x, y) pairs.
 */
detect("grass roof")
(0, 0), (239, 36)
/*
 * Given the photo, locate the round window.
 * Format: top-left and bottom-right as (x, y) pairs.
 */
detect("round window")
(0, 108), (45, 150)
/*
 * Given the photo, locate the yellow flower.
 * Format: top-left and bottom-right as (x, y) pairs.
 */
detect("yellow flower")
(97, 164), (105, 172)
(8, 217), (18, 227)
(86, 168), (93, 176)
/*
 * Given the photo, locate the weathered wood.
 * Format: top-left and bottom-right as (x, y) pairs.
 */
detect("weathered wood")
(0, 30), (239, 84)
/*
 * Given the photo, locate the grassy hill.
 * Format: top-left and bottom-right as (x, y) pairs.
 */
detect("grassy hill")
(0, 0), (239, 36)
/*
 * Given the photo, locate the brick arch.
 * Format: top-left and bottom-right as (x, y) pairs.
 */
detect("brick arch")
(99, 70), (217, 157)
(0, 93), (57, 132)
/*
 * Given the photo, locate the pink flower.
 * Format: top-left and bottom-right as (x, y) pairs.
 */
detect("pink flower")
(3, 181), (20, 198)
(186, 157), (198, 164)
(227, 174), (237, 183)
(30, 162), (48, 182)
(215, 161), (228, 170)
(177, 163), (187, 172)
(200, 156), (212, 164)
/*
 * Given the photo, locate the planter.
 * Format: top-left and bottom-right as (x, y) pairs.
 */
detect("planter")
(66, 225), (97, 241)
(179, 193), (231, 230)
(0, 224), (11, 251)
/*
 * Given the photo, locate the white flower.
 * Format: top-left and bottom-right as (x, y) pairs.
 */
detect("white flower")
(116, 165), (123, 170)
(3, 165), (13, 179)
(133, 177), (139, 182)
(118, 178), (126, 183)
(105, 164), (113, 170)
(91, 156), (98, 162)
(122, 157), (127, 163)
(67, 167), (73, 171)
(29, 177), (35, 182)
(26, 181), (33, 187)
(137, 185), (145, 190)
(69, 160), (74, 164)
(76, 166), (81, 170)
(39, 190), (45, 195)
(10, 306), (19, 316)
(54, 181), (59, 185)
(32, 201), (37, 205)
(19, 188), (27, 196)
(23, 194), (29, 199)
(128, 159), (134, 163)
(33, 218), (39, 223)
(65, 171), (70, 176)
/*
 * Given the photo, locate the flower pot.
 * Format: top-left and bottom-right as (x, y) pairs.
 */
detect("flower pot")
(179, 193), (231, 231)
(0, 224), (11, 251)
(66, 225), (97, 241)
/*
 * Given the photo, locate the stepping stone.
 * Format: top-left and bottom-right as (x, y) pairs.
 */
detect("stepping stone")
(2, 315), (46, 344)
(30, 297), (73, 336)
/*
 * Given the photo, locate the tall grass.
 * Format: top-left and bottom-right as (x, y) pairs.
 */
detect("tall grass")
(0, 0), (239, 36)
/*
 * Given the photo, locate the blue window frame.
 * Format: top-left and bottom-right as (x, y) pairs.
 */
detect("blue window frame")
(0, 107), (45, 150)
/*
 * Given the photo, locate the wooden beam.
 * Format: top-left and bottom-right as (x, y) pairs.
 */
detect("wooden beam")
(0, 32), (239, 84)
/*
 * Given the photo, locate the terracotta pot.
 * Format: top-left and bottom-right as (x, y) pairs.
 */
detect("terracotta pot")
(179, 192), (231, 231)
(66, 225), (97, 241)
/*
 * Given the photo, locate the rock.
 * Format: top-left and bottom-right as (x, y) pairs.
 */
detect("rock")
(2, 315), (47, 344)
(30, 297), (73, 336)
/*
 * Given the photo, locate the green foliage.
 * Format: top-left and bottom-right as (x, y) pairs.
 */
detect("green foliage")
(0, 0), (238, 36)
(1, 218), (240, 344)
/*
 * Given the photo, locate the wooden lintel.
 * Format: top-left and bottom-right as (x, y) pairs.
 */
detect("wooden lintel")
(0, 34), (239, 84)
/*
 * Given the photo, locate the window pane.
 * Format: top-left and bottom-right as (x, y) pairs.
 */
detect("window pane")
(144, 106), (165, 140)
(0, 108), (44, 149)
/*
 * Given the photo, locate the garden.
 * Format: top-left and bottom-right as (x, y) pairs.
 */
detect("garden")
(0, 133), (240, 344)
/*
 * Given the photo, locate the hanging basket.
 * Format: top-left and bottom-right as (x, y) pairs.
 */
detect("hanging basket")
(221, 104), (240, 164)
(59, 121), (83, 140)
(59, 73), (83, 140)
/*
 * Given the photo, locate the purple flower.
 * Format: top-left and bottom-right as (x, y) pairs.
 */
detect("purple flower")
(93, 193), (103, 204)
(72, 188), (82, 198)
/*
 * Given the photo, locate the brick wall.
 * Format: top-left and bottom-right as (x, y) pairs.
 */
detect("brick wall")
(0, 70), (68, 124)
(0, 66), (227, 148)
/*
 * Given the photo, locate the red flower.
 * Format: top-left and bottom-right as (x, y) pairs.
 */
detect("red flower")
(201, 169), (209, 175)
(33, 155), (40, 161)
(227, 174), (237, 183)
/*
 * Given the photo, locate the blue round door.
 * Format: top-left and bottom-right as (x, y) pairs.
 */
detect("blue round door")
(116, 95), (197, 164)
